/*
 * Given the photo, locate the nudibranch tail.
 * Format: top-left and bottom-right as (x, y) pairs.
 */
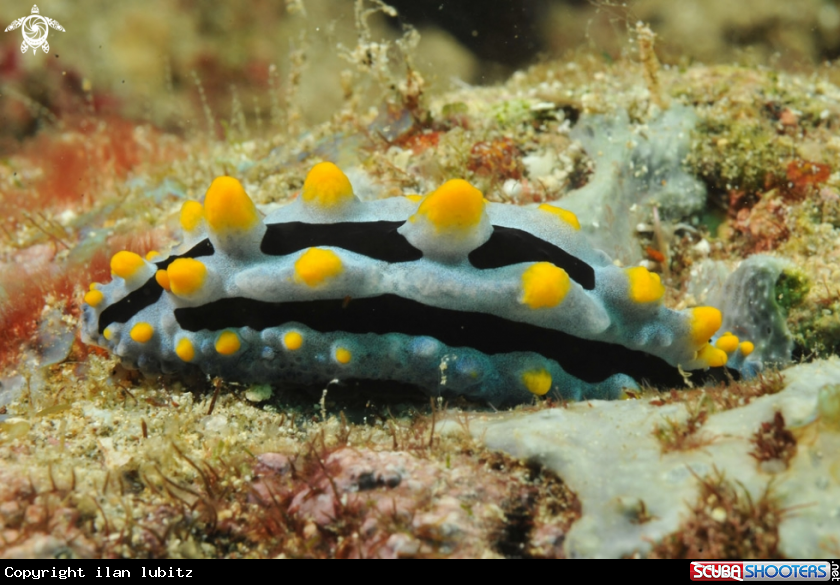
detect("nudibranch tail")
(81, 163), (755, 404)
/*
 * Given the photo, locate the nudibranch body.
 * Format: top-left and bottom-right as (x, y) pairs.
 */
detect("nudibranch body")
(81, 163), (753, 404)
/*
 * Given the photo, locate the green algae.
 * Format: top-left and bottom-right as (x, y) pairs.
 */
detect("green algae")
(490, 99), (535, 128)
(774, 269), (810, 314)
(790, 307), (840, 359)
(688, 116), (785, 196)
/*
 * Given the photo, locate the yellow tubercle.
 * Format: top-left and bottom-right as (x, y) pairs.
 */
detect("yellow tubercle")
(175, 338), (195, 362)
(167, 258), (207, 296)
(89, 282), (99, 291)
(404, 194), (423, 203)
(414, 179), (485, 231)
(155, 269), (171, 291)
(625, 266), (665, 304)
(302, 162), (355, 209)
(145, 250), (161, 261)
(215, 331), (241, 355)
(110, 251), (146, 280)
(696, 343), (728, 368)
(83, 290), (104, 307)
(103, 327), (113, 341)
(520, 262), (571, 309)
(294, 248), (343, 287)
(689, 306), (723, 346)
(335, 347), (352, 364)
(522, 369), (552, 396)
(180, 200), (205, 232)
(715, 333), (740, 354)
(283, 331), (303, 351)
(538, 204), (581, 230)
(130, 323), (154, 343)
(739, 341), (755, 356)
(204, 176), (259, 233)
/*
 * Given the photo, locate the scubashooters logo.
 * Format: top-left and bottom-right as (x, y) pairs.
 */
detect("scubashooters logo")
(691, 561), (834, 582)
(4, 5), (65, 54)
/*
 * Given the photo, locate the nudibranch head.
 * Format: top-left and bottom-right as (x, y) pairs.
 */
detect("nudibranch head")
(684, 306), (729, 368)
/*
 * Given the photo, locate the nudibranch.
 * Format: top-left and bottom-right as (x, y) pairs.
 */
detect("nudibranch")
(81, 163), (753, 403)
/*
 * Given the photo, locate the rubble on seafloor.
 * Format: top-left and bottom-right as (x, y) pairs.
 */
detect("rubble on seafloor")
(440, 359), (840, 559)
(2, 1), (840, 558)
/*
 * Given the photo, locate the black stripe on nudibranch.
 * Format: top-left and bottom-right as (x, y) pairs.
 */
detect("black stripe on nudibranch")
(260, 221), (423, 263)
(98, 240), (216, 334)
(98, 277), (163, 335)
(468, 226), (596, 290)
(154, 239), (215, 270)
(174, 294), (729, 388)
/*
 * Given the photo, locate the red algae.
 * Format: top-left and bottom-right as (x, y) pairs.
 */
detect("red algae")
(394, 130), (441, 154)
(785, 159), (831, 199)
(4, 116), (185, 228)
(0, 230), (168, 368)
(467, 137), (524, 181)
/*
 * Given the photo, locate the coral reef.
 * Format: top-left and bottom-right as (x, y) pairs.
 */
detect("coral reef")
(445, 359), (840, 558)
